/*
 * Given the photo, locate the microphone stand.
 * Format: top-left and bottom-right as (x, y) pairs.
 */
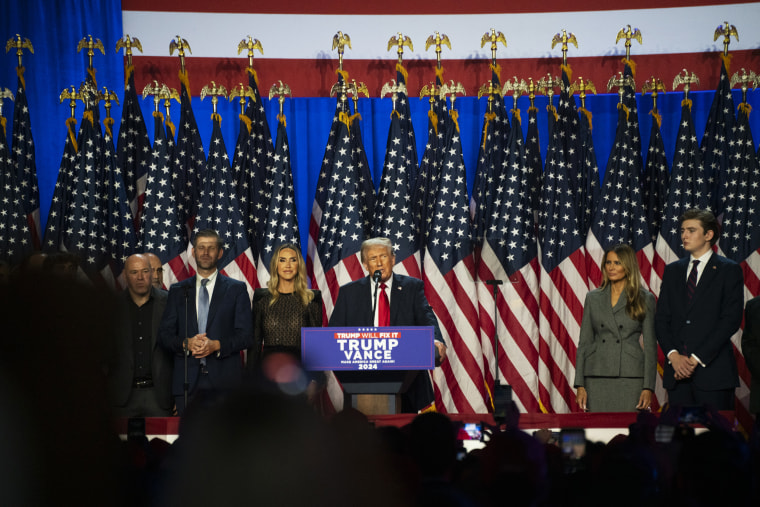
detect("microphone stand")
(371, 270), (381, 325)
(485, 279), (512, 422)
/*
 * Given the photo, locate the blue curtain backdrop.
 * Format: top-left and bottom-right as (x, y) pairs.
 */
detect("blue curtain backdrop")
(2, 2), (759, 252)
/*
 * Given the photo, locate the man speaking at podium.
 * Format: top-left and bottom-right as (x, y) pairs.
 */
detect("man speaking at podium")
(329, 238), (447, 412)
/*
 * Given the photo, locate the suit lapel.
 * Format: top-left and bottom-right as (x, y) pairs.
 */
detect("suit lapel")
(207, 274), (224, 327)
(389, 274), (403, 325)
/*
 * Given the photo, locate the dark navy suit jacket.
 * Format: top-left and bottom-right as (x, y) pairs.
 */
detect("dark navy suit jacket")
(159, 273), (253, 395)
(329, 273), (444, 411)
(655, 253), (743, 391)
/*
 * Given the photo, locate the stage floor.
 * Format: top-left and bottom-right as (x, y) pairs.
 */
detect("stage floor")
(117, 411), (728, 445)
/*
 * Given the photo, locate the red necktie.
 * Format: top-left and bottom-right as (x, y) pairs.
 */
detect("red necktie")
(687, 260), (699, 301)
(378, 283), (390, 327)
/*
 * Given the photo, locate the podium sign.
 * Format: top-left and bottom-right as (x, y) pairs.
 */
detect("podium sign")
(301, 326), (435, 371)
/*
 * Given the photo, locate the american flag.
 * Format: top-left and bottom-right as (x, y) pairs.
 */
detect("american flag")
(140, 111), (190, 286)
(307, 85), (367, 321)
(193, 114), (256, 298)
(100, 110), (138, 284)
(651, 97), (709, 294)
(42, 118), (78, 252)
(476, 102), (543, 413)
(0, 115), (32, 265)
(717, 97), (759, 433)
(585, 101), (653, 290)
(413, 75), (448, 253)
(471, 65), (508, 249)
(237, 68), (274, 286)
(116, 65), (151, 234)
(525, 104), (543, 222)
(424, 106), (488, 414)
(10, 67), (40, 250)
(307, 105), (367, 412)
(373, 78), (421, 278)
(172, 71), (206, 240)
(701, 57), (736, 216)
(642, 106), (670, 246)
(349, 105), (376, 238)
(537, 68), (587, 413)
(575, 93), (600, 245)
(258, 117), (300, 274)
(56, 110), (112, 282)
(395, 64), (419, 188)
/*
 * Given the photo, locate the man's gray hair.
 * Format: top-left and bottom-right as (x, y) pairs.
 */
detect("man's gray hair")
(360, 237), (395, 263)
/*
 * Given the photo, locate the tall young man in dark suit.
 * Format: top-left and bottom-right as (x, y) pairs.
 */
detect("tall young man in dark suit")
(109, 254), (173, 417)
(159, 229), (253, 415)
(329, 238), (447, 412)
(655, 209), (744, 410)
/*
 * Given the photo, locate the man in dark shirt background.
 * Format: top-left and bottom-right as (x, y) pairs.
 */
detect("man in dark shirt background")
(108, 253), (173, 417)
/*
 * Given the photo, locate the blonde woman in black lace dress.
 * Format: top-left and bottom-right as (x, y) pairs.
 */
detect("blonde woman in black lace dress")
(248, 244), (322, 387)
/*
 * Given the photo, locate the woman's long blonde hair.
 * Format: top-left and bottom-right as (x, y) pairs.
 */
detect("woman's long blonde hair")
(600, 244), (647, 321)
(267, 243), (314, 307)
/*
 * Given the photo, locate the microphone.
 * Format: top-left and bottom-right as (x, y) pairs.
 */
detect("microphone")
(372, 270), (382, 325)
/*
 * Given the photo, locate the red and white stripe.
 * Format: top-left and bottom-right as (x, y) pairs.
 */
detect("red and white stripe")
(424, 251), (489, 413)
(476, 243), (544, 413)
(123, 1), (760, 97)
(538, 248), (588, 413)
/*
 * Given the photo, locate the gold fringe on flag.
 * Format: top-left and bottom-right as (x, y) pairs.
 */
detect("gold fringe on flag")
(547, 104), (558, 122)
(485, 382), (495, 412)
(246, 67), (259, 88)
(338, 110), (350, 129)
(428, 110), (439, 135)
(561, 64), (573, 82)
(511, 108), (522, 125)
(179, 69), (191, 95)
(124, 64), (134, 87)
(739, 102), (752, 117)
(104, 116), (114, 138)
(481, 111), (496, 150)
(336, 69), (350, 83)
(721, 53), (733, 75)
(239, 113), (252, 133)
(277, 113), (287, 127)
(435, 66), (445, 83)
(580, 107), (594, 131)
(0, 116), (6, 137)
(450, 109), (460, 132)
(390, 109), (400, 120)
(650, 109), (662, 129)
(66, 117), (78, 152)
(349, 112), (361, 125)
(153, 110), (164, 123)
(528, 106), (538, 114)
(681, 98), (692, 110)
(166, 119), (175, 139)
(419, 401), (437, 413)
(490, 62), (502, 82)
(211, 112), (222, 124)
(83, 109), (94, 126)
(621, 58), (637, 78)
(87, 67), (97, 88)
(615, 102), (630, 122)
(16, 65), (25, 90)
(395, 63), (408, 84)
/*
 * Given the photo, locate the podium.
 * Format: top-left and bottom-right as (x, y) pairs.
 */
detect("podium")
(301, 326), (435, 414)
